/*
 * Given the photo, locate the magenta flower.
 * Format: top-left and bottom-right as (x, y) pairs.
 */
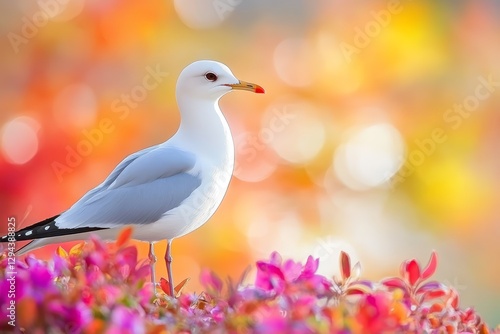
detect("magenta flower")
(0, 228), (497, 333)
(254, 306), (316, 334)
(46, 300), (92, 333)
(21, 256), (58, 303)
(255, 251), (287, 293)
(255, 252), (331, 295)
(200, 268), (223, 294)
(107, 305), (146, 334)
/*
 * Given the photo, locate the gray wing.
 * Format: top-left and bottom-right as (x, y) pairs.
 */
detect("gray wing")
(77, 145), (157, 204)
(56, 146), (201, 229)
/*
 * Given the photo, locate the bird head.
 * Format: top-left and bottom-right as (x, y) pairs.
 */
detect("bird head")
(176, 60), (264, 101)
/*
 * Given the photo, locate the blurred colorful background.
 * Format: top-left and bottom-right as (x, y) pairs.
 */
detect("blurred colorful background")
(1, 0), (499, 325)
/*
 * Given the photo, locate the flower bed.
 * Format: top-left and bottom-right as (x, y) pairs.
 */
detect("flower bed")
(1, 228), (498, 333)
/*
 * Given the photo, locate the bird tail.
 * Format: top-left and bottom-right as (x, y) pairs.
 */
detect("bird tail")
(0, 214), (59, 254)
(0, 214), (105, 255)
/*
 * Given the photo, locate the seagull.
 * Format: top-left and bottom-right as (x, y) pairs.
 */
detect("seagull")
(1, 60), (264, 296)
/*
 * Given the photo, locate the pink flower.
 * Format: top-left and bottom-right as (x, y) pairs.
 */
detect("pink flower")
(0, 231), (497, 333)
(255, 252), (331, 295)
(107, 306), (145, 334)
(254, 306), (316, 334)
(47, 300), (92, 333)
(20, 256), (58, 303)
(255, 252), (286, 293)
(200, 269), (223, 294)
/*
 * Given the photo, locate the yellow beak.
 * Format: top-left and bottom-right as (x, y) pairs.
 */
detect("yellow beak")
(225, 80), (265, 94)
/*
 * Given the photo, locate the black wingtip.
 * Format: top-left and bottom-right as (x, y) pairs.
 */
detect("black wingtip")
(0, 214), (106, 243)
(0, 214), (60, 242)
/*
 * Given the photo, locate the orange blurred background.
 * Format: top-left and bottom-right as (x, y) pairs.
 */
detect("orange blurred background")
(1, 0), (499, 324)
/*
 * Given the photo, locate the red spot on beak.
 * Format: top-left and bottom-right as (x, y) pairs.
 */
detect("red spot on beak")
(255, 85), (265, 94)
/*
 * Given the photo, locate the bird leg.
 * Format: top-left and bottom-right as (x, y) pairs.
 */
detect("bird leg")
(148, 242), (157, 294)
(165, 239), (174, 297)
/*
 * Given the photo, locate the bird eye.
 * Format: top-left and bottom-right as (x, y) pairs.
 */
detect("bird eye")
(205, 72), (218, 82)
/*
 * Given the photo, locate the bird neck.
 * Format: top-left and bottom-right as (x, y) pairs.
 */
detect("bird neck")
(172, 96), (234, 164)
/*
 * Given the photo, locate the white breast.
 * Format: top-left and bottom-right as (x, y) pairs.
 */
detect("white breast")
(132, 155), (233, 242)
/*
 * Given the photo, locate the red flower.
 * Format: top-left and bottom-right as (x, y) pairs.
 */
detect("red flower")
(355, 292), (400, 333)
(381, 251), (446, 306)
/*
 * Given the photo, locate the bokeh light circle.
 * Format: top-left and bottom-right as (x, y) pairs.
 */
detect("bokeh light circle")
(265, 101), (326, 165)
(174, 0), (237, 29)
(44, 0), (85, 22)
(233, 132), (278, 183)
(53, 83), (97, 130)
(273, 38), (314, 87)
(1, 116), (40, 165)
(333, 123), (405, 190)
